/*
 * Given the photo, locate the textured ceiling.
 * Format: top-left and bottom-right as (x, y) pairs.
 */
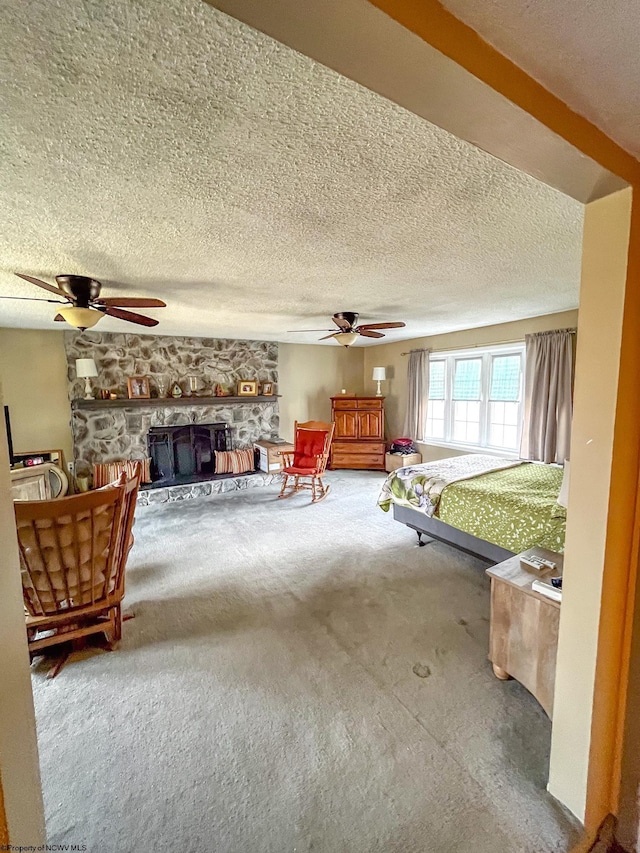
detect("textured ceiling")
(439, 0), (640, 160)
(0, 0), (583, 344)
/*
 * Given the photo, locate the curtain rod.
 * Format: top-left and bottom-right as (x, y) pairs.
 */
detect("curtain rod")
(400, 328), (577, 356)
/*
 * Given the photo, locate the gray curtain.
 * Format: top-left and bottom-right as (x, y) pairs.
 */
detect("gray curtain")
(403, 349), (430, 440)
(520, 329), (573, 464)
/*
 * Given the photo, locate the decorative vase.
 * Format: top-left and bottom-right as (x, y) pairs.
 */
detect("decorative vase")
(171, 382), (182, 398)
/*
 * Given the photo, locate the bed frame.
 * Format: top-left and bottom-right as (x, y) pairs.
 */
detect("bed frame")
(392, 504), (515, 564)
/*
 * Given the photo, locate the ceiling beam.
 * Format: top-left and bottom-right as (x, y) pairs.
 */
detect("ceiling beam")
(204, 0), (630, 203)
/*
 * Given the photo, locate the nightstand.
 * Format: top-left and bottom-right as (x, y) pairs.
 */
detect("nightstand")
(385, 452), (422, 472)
(486, 547), (563, 718)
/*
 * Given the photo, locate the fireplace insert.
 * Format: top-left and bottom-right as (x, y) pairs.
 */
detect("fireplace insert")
(147, 422), (234, 487)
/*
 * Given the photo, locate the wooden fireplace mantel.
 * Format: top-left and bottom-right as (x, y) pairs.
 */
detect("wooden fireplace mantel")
(72, 395), (281, 410)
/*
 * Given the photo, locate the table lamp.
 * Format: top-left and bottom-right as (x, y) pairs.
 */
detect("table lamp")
(76, 358), (98, 400)
(372, 366), (386, 396)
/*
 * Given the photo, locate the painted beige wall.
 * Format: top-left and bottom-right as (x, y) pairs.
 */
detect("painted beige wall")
(548, 188), (633, 820)
(0, 328), (72, 465)
(0, 330), (366, 462)
(278, 343), (364, 441)
(362, 309), (579, 459)
(0, 381), (45, 845)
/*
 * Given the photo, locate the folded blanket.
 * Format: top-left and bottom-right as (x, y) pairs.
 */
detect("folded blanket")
(378, 454), (522, 517)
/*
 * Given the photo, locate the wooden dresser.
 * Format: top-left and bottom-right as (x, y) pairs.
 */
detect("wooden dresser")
(330, 396), (385, 470)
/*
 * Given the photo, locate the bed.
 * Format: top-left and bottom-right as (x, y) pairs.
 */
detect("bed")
(378, 454), (566, 563)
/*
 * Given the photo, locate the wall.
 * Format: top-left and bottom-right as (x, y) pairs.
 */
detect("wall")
(549, 188), (635, 822)
(0, 328), (72, 465)
(362, 310), (578, 459)
(0, 380), (45, 846)
(278, 343), (364, 441)
(0, 329), (368, 472)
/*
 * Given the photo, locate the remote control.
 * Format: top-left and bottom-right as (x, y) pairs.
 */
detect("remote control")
(520, 556), (546, 571)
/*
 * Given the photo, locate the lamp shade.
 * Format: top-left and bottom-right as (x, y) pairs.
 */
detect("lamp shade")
(372, 367), (386, 381)
(334, 332), (359, 347)
(75, 358), (98, 378)
(59, 306), (103, 330)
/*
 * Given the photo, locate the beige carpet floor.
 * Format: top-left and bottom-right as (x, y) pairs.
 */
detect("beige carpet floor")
(31, 470), (580, 852)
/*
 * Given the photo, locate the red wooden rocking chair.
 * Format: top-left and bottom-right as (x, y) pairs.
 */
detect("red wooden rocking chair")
(278, 420), (335, 503)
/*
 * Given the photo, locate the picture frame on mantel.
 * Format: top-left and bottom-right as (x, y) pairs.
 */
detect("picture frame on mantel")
(127, 376), (151, 399)
(237, 380), (258, 396)
(261, 382), (274, 396)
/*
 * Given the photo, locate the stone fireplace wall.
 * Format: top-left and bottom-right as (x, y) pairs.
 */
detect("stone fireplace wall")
(64, 331), (277, 399)
(64, 332), (279, 478)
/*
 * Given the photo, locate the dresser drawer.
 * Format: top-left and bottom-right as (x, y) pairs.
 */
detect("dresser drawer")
(331, 451), (385, 469)
(332, 440), (385, 453)
(331, 440), (385, 470)
(356, 398), (383, 409)
(332, 399), (354, 410)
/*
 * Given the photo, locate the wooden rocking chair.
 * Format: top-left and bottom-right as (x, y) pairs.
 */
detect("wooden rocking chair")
(278, 420), (335, 503)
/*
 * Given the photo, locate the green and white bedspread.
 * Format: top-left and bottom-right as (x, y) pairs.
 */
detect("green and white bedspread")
(377, 454), (521, 517)
(378, 456), (566, 553)
(437, 463), (565, 553)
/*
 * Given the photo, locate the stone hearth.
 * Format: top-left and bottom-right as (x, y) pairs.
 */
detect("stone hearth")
(136, 471), (282, 506)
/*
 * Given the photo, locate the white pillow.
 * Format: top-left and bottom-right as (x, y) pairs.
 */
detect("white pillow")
(557, 460), (570, 508)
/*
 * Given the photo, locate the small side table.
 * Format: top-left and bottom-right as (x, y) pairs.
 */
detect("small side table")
(486, 547), (563, 719)
(254, 440), (294, 474)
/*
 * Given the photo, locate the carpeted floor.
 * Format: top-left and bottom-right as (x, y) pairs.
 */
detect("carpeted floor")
(31, 470), (580, 852)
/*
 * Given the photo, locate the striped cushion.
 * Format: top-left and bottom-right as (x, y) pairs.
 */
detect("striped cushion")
(215, 448), (255, 475)
(93, 459), (151, 488)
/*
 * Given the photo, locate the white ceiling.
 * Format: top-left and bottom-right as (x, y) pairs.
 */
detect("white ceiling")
(439, 0), (640, 161)
(0, 0), (583, 344)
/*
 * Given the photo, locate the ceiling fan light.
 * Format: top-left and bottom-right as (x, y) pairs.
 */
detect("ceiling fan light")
(58, 306), (103, 330)
(334, 331), (359, 347)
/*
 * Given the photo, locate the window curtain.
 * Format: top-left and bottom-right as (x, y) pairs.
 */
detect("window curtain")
(403, 349), (430, 440)
(520, 329), (573, 464)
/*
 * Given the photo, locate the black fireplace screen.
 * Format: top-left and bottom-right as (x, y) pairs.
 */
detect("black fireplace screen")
(147, 422), (232, 486)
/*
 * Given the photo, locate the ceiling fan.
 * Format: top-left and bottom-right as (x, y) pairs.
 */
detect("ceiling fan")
(2, 273), (167, 330)
(288, 312), (406, 346)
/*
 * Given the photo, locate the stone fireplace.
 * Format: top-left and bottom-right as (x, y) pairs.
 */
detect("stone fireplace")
(64, 332), (280, 501)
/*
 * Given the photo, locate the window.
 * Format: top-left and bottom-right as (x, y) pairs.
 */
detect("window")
(425, 360), (445, 439)
(425, 344), (525, 453)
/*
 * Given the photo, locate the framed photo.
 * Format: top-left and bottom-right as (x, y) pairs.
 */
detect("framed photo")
(237, 380), (258, 397)
(261, 382), (274, 396)
(127, 376), (151, 399)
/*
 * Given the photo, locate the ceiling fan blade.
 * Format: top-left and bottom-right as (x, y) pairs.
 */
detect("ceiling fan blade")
(319, 333), (338, 340)
(0, 295), (67, 303)
(95, 297), (167, 308)
(333, 316), (351, 330)
(358, 329), (385, 338)
(15, 273), (71, 300)
(54, 314), (65, 321)
(356, 322), (406, 331)
(104, 306), (159, 327)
